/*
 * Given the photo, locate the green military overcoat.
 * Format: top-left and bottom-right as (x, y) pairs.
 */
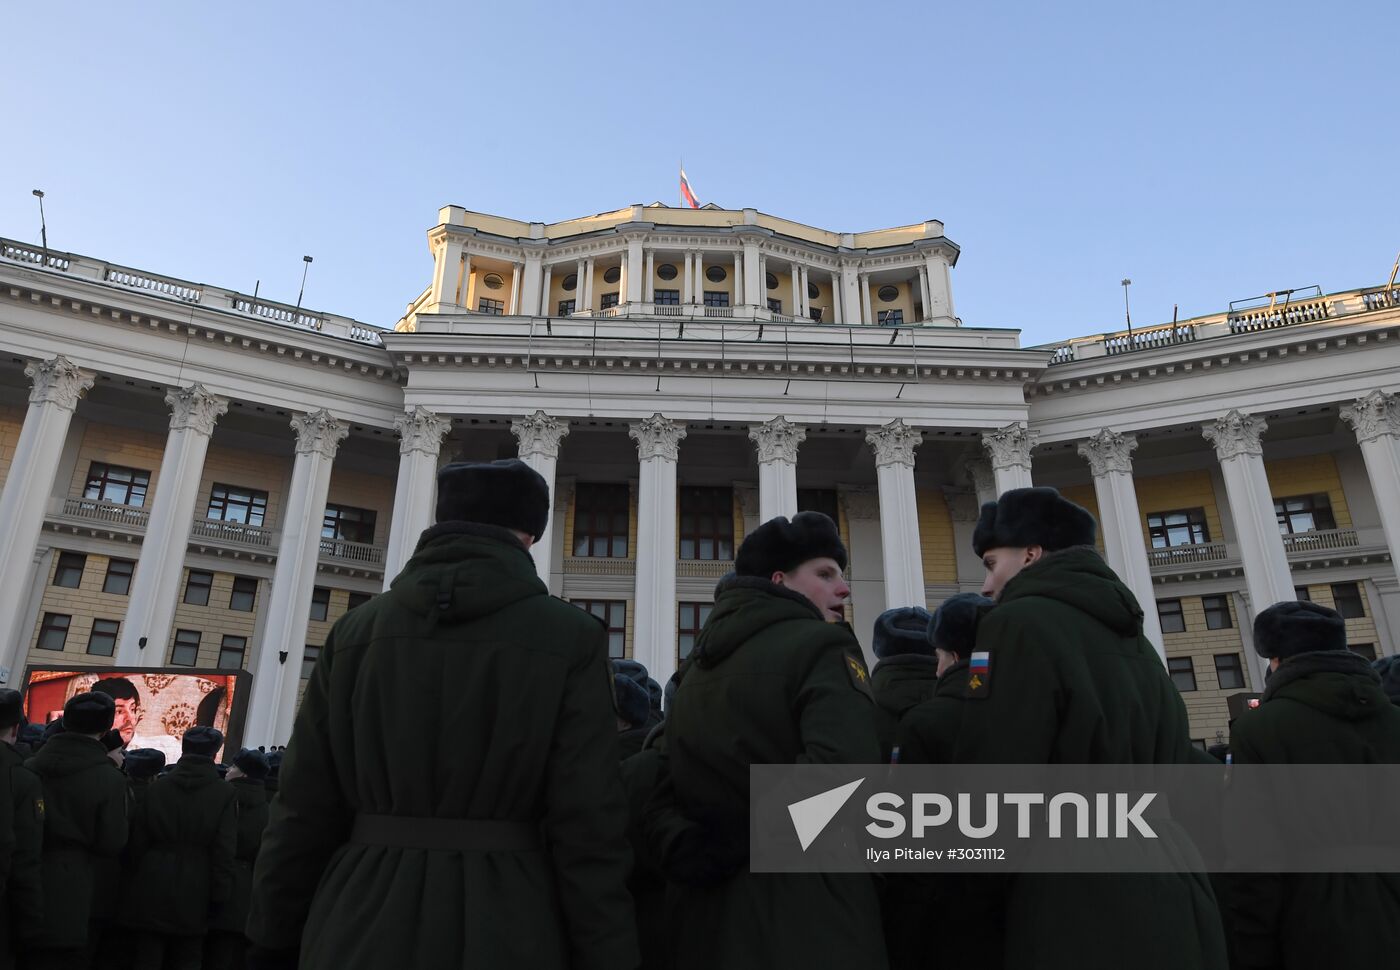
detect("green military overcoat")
(209, 775), (269, 936)
(246, 523), (637, 970)
(0, 741), (43, 965)
(951, 548), (1227, 970)
(126, 755), (237, 937)
(870, 654), (938, 763)
(1224, 649), (1400, 969)
(646, 574), (887, 970)
(24, 733), (128, 949)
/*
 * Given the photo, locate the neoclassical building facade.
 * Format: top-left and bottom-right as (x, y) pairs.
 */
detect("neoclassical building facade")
(0, 204), (1396, 746)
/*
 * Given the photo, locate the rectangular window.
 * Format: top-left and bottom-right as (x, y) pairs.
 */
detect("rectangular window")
(184, 570), (213, 607)
(654, 289), (680, 306)
(37, 613), (71, 651)
(206, 484), (269, 527)
(677, 602), (713, 662)
(1157, 599), (1186, 634)
(600, 292), (619, 310)
(767, 298), (783, 314)
(808, 307), (823, 323)
(557, 299), (576, 316)
(1350, 643), (1377, 662)
(572, 483), (630, 558)
(53, 552), (86, 589)
(1214, 653), (1246, 690)
(1167, 657), (1197, 692)
(322, 504), (378, 544)
(1294, 586), (1311, 602)
(679, 486), (735, 561)
(103, 558), (135, 596)
(703, 291), (730, 308)
(572, 600), (626, 659)
(797, 489), (841, 526)
(84, 462), (151, 507)
(86, 619), (120, 658)
(218, 635), (247, 670)
(1202, 595), (1233, 630)
(1147, 508), (1211, 548)
(170, 629), (200, 666)
(1330, 582), (1366, 619)
(877, 309), (904, 326)
(347, 591), (373, 611)
(477, 298), (504, 315)
(1274, 493), (1337, 535)
(229, 576), (258, 612)
(310, 587), (331, 623)
(301, 645), (321, 680)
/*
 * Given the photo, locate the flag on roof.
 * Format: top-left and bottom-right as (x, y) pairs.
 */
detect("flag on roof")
(679, 168), (700, 209)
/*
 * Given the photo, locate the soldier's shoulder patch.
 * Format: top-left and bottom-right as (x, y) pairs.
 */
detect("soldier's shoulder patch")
(844, 651), (873, 698)
(33, 797), (44, 821)
(966, 649), (992, 700)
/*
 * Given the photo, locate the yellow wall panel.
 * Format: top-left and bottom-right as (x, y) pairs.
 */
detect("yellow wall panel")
(1264, 454), (1352, 529)
(916, 488), (957, 582)
(1133, 471), (1223, 547)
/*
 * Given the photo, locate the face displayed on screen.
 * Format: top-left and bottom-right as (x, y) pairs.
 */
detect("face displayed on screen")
(111, 696), (141, 746)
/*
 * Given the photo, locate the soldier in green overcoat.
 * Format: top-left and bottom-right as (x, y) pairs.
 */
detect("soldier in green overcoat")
(1223, 601), (1400, 969)
(952, 487), (1227, 970)
(869, 606), (936, 763)
(246, 459), (637, 970)
(23, 692), (129, 970)
(206, 748), (270, 970)
(126, 726), (237, 969)
(0, 690), (43, 970)
(646, 511), (887, 970)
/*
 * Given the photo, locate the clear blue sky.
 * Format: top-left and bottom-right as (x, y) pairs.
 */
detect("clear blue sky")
(4, 2), (1395, 345)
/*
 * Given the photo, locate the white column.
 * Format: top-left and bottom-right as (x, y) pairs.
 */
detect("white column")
(745, 248), (761, 307)
(695, 253), (704, 305)
(460, 252), (474, 312)
(429, 237), (466, 309)
(830, 269), (844, 324)
(0, 356), (95, 683)
(842, 267), (863, 326)
(246, 410), (349, 745)
(918, 266), (933, 322)
(630, 414), (686, 689)
(511, 411), (570, 582)
(799, 266), (810, 318)
(963, 458), (997, 506)
(734, 252), (745, 306)
(574, 258), (586, 312)
(1340, 390), (1400, 568)
(382, 406), (453, 587)
(866, 419), (926, 608)
(1203, 410), (1294, 620)
(860, 273), (874, 326)
(581, 257), (595, 313)
(982, 422), (1038, 494)
(1078, 429), (1165, 659)
(507, 263), (522, 315)
(626, 238), (645, 304)
(682, 251), (693, 304)
(521, 255), (543, 317)
(749, 417), (805, 522)
(644, 251), (655, 302)
(539, 265), (553, 316)
(789, 265), (801, 318)
(924, 254), (956, 324)
(115, 384), (229, 666)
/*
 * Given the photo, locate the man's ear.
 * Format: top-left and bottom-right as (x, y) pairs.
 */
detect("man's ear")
(770, 570), (787, 585)
(1024, 546), (1044, 566)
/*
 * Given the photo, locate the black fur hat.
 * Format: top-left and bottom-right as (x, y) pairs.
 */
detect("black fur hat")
(735, 512), (847, 578)
(233, 747), (270, 780)
(613, 674), (651, 730)
(63, 692), (115, 735)
(972, 487), (1097, 557)
(1373, 656), (1400, 706)
(1253, 601), (1347, 659)
(435, 459), (550, 541)
(101, 729), (124, 753)
(182, 725), (224, 758)
(124, 748), (165, 779)
(0, 689), (24, 731)
(929, 593), (996, 658)
(872, 607), (933, 659)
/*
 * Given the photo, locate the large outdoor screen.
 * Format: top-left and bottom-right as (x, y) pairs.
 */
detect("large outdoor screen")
(21, 666), (251, 762)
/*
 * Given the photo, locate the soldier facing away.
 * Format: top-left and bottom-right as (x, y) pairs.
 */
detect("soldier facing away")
(246, 458), (637, 970)
(868, 606), (936, 764)
(0, 690), (43, 970)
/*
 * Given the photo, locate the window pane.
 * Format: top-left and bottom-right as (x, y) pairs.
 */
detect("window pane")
(1157, 600), (1185, 634)
(1167, 657), (1197, 692)
(218, 635), (247, 670)
(171, 630), (200, 666)
(310, 587), (330, 622)
(1350, 643), (1377, 662)
(184, 571), (213, 607)
(1330, 583), (1365, 619)
(86, 619), (120, 657)
(1294, 586), (1311, 602)
(1214, 654), (1246, 690)
(229, 577), (257, 612)
(1202, 595), (1232, 630)
(573, 484), (629, 559)
(53, 552), (86, 588)
(301, 645), (320, 680)
(679, 487), (734, 561)
(84, 462), (151, 507)
(37, 613), (71, 651)
(103, 558), (135, 595)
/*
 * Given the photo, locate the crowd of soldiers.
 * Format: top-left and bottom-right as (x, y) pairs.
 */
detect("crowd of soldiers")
(0, 687), (277, 970)
(2, 458), (1398, 969)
